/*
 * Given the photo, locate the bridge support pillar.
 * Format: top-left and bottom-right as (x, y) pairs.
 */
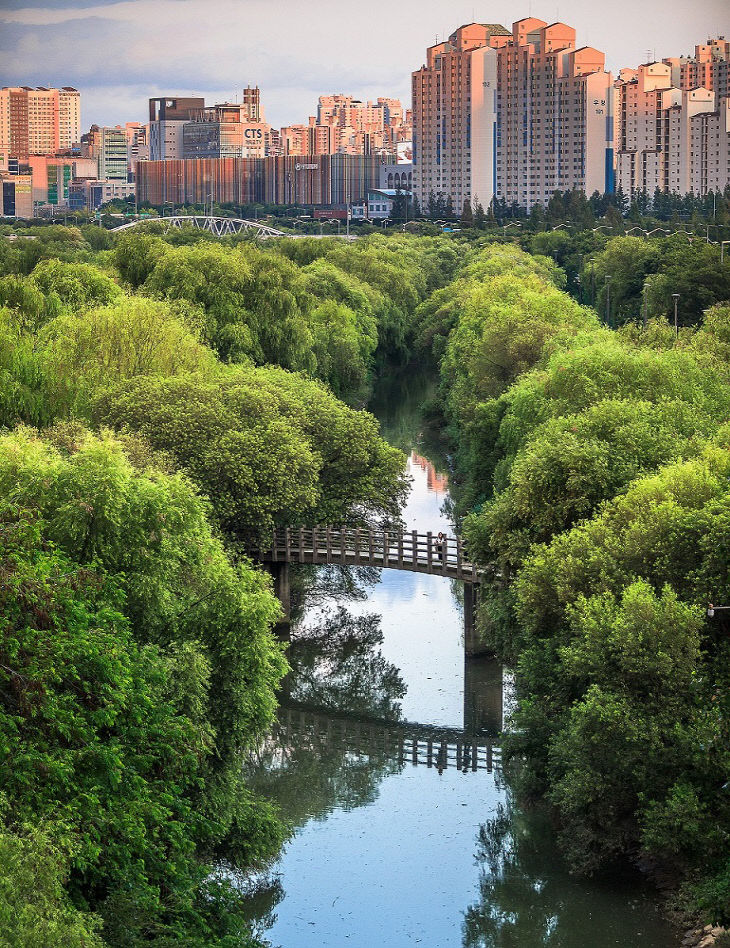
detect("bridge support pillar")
(464, 583), (489, 657)
(265, 561), (291, 641)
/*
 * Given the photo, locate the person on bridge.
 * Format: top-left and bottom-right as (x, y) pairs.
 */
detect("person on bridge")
(436, 532), (445, 563)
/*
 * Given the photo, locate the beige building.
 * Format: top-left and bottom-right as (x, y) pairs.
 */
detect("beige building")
(412, 19), (614, 212)
(412, 23), (510, 212)
(615, 44), (729, 199)
(495, 19), (613, 208)
(0, 86), (80, 158)
(690, 97), (730, 196)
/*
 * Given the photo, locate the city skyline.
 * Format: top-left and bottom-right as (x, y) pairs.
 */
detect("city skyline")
(0, 0), (727, 130)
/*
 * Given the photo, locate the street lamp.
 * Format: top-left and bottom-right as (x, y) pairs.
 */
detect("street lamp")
(672, 293), (680, 337)
(643, 278), (652, 329)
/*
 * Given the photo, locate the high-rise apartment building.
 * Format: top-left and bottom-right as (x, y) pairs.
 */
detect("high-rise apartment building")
(281, 95), (411, 158)
(495, 20), (613, 208)
(614, 63), (680, 197)
(690, 96), (730, 195)
(0, 86), (80, 159)
(411, 19), (614, 212)
(615, 38), (730, 199)
(412, 24), (510, 211)
(664, 37), (730, 98)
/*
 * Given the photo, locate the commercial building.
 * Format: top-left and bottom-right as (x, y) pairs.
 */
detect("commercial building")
(148, 96), (205, 160)
(0, 86), (80, 159)
(25, 154), (97, 207)
(1, 172), (33, 217)
(97, 126), (128, 179)
(182, 104), (268, 159)
(379, 162), (413, 191)
(68, 177), (136, 211)
(126, 122), (148, 172)
(350, 188), (411, 221)
(135, 153), (389, 208)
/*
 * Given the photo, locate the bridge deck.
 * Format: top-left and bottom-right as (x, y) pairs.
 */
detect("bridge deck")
(253, 526), (484, 583)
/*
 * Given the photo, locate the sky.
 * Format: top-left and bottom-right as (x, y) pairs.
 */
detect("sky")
(0, 0), (728, 130)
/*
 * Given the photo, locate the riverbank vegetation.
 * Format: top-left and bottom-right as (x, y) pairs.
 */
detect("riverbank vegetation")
(2, 222), (729, 937)
(0, 229), (451, 943)
(422, 242), (730, 926)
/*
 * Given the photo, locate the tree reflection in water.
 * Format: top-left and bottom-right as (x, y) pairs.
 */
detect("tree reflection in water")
(290, 563), (380, 619)
(283, 606), (406, 721)
(244, 606), (406, 839)
(463, 800), (667, 948)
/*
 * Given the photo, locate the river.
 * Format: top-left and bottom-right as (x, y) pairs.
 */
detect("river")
(241, 371), (676, 948)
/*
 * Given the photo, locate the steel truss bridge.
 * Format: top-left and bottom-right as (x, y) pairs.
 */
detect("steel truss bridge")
(109, 215), (288, 238)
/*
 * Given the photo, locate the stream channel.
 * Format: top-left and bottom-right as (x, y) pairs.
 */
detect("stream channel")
(241, 371), (676, 948)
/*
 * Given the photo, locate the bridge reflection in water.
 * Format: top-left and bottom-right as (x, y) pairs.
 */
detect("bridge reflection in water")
(255, 655), (503, 777)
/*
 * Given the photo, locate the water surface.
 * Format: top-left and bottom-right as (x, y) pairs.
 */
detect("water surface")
(242, 371), (676, 948)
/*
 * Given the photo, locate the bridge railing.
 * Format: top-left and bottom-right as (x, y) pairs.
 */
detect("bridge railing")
(254, 525), (481, 582)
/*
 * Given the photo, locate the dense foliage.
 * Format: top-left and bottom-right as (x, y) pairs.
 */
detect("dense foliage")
(429, 243), (730, 924)
(0, 227), (448, 943)
(3, 219), (729, 936)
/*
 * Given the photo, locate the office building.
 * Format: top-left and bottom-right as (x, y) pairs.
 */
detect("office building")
(182, 103), (268, 159)
(135, 153), (389, 207)
(25, 154), (97, 207)
(1, 172), (33, 217)
(148, 96), (205, 160)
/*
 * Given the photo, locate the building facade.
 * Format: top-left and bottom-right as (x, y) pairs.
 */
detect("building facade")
(0, 86), (80, 159)
(1, 172), (33, 217)
(411, 19), (614, 212)
(412, 24), (510, 212)
(182, 104), (268, 159)
(615, 37), (730, 200)
(135, 153), (390, 207)
(148, 97), (205, 160)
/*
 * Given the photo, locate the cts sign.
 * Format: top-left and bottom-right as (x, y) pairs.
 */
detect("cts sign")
(244, 126), (264, 140)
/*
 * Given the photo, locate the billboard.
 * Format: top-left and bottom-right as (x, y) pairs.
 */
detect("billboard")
(397, 141), (412, 164)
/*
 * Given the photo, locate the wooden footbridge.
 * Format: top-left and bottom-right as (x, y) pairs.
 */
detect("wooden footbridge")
(253, 526), (483, 581)
(246, 526), (489, 655)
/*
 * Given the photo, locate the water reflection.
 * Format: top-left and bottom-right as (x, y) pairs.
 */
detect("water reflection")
(237, 368), (674, 948)
(464, 802), (672, 948)
(282, 607), (406, 721)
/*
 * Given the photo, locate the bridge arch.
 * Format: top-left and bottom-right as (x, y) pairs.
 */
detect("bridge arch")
(109, 215), (287, 238)
(247, 526), (488, 656)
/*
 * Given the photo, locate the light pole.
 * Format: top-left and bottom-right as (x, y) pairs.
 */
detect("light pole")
(605, 274), (612, 328)
(672, 292), (680, 337)
(643, 279), (651, 329)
